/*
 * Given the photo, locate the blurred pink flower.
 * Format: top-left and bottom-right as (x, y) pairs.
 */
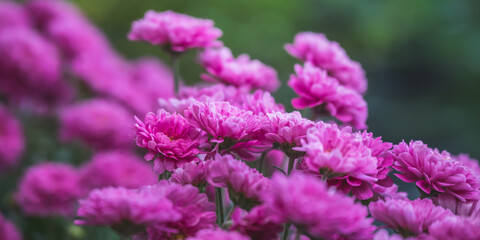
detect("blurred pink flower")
(135, 110), (206, 174)
(0, 105), (24, 172)
(239, 90), (285, 114)
(288, 63), (368, 129)
(184, 101), (261, 150)
(263, 173), (375, 239)
(392, 140), (480, 202)
(16, 162), (86, 217)
(207, 154), (269, 209)
(199, 47), (279, 91)
(0, 1), (30, 31)
(432, 193), (480, 218)
(369, 198), (453, 237)
(285, 32), (367, 93)
(170, 160), (211, 187)
(373, 230), (403, 240)
(0, 213), (21, 240)
(186, 229), (249, 240)
(428, 215), (480, 240)
(80, 151), (156, 189)
(59, 99), (134, 150)
(129, 10), (222, 52)
(231, 205), (283, 240)
(454, 153), (480, 176)
(75, 185), (180, 237)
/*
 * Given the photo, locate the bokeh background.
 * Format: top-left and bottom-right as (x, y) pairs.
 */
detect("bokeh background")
(74, 0), (480, 157)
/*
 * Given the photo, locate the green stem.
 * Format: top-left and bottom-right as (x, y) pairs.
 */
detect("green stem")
(215, 187), (225, 226)
(221, 205), (236, 228)
(172, 55), (180, 94)
(287, 156), (296, 175)
(282, 223), (291, 240)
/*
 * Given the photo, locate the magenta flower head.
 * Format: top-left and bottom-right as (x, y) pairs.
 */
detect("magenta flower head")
(16, 162), (86, 217)
(75, 185), (180, 237)
(59, 99), (134, 150)
(296, 122), (377, 182)
(129, 10), (222, 52)
(186, 229), (249, 240)
(199, 47), (280, 91)
(231, 205), (283, 240)
(80, 151), (157, 190)
(0, 1), (30, 31)
(428, 215), (480, 240)
(432, 193), (480, 218)
(0, 213), (21, 240)
(135, 109), (206, 174)
(392, 140), (480, 202)
(184, 101), (261, 152)
(285, 32), (367, 93)
(369, 198), (453, 238)
(240, 90), (285, 115)
(454, 153), (480, 176)
(145, 181), (216, 239)
(260, 111), (314, 158)
(170, 160), (211, 188)
(263, 173), (375, 240)
(207, 154), (269, 210)
(0, 105), (24, 172)
(288, 62), (368, 129)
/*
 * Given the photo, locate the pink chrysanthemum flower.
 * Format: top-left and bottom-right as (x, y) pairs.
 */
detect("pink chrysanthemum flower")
(231, 205), (283, 240)
(128, 10), (222, 52)
(285, 32), (367, 93)
(239, 90), (285, 114)
(170, 160), (211, 188)
(75, 185), (180, 237)
(427, 215), (480, 240)
(199, 47), (280, 91)
(145, 182), (216, 239)
(454, 153), (480, 176)
(186, 229), (249, 240)
(59, 99), (134, 150)
(0, 1), (30, 31)
(260, 111), (314, 158)
(0, 213), (21, 240)
(288, 63), (368, 129)
(80, 151), (157, 190)
(207, 154), (269, 210)
(263, 173), (375, 240)
(135, 109), (206, 174)
(0, 105), (24, 172)
(184, 101), (261, 151)
(16, 162), (86, 217)
(392, 140), (480, 202)
(371, 183), (408, 200)
(369, 198), (453, 237)
(432, 193), (480, 218)
(296, 123), (378, 182)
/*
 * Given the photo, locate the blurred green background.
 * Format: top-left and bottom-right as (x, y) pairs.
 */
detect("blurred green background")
(72, 0), (480, 156)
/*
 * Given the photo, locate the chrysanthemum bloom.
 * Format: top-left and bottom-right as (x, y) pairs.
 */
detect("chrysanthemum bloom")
(80, 151), (156, 190)
(285, 32), (367, 93)
(16, 162), (86, 217)
(129, 10), (222, 52)
(231, 205), (283, 240)
(432, 193), (480, 218)
(135, 109), (206, 174)
(392, 140), (480, 202)
(369, 198), (453, 238)
(186, 229), (249, 240)
(145, 182), (216, 239)
(0, 213), (21, 240)
(260, 111), (314, 159)
(184, 101), (261, 154)
(59, 99), (134, 150)
(0, 105), (24, 172)
(454, 153), (480, 176)
(427, 215), (480, 240)
(0, 1), (31, 31)
(170, 160), (211, 188)
(239, 90), (285, 115)
(371, 183), (408, 200)
(199, 47), (280, 91)
(75, 185), (180, 237)
(207, 154), (269, 210)
(288, 63), (368, 129)
(263, 173), (375, 240)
